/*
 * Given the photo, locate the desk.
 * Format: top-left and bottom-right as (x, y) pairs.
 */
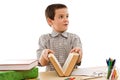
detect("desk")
(38, 66), (119, 80)
(39, 71), (106, 80)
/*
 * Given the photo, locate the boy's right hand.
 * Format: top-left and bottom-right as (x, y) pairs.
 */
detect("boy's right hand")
(41, 49), (54, 61)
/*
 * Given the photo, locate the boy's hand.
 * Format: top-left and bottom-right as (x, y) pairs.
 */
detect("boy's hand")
(41, 49), (54, 61)
(70, 47), (81, 53)
(70, 47), (82, 63)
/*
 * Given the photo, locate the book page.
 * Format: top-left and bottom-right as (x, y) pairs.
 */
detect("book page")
(62, 53), (73, 71)
(63, 53), (79, 76)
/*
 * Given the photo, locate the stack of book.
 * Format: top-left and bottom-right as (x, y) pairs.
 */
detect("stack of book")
(0, 59), (38, 80)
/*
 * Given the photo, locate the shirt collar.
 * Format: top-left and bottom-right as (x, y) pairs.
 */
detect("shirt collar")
(51, 30), (68, 38)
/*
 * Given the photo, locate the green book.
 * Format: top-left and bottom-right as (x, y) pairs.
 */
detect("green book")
(0, 67), (38, 80)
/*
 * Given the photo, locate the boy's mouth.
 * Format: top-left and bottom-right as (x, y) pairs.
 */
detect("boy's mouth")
(64, 23), (68, 26)
(63, 24), (68, 28)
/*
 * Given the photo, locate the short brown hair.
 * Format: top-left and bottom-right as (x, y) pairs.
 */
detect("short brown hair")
(45, 3), (67, 20)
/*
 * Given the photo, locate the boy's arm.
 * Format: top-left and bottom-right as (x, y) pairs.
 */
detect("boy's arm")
(70, 47), (83, 65)
(37, 35), (53, 66)
(39, 49), (54, 66)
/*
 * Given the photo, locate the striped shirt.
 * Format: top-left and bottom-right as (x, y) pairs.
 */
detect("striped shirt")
(37, 30), (82, 71)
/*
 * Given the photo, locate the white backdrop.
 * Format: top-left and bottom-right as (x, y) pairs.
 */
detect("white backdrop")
(0, 0), (120, 71)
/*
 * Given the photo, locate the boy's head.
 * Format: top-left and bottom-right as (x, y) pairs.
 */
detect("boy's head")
(45, 3), (67, 20)
(45, 3), (69, 33)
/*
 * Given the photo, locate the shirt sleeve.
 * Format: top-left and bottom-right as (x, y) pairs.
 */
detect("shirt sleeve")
(72, 34), (82, 49)
(36, 35), (47, 65)
(72, 34), (82, 66)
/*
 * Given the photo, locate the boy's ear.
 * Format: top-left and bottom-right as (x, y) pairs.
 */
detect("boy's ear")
(46, 18), (53, 27)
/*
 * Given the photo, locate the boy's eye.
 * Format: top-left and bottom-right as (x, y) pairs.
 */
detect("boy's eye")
(58, 15), (68, 19)
(66, 15), (69, 18)
(59, 16), (63, 19)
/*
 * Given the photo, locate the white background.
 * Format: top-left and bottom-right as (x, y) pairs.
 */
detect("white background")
(0, 0), (120, 71)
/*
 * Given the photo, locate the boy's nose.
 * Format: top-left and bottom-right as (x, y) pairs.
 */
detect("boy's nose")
(64, 18), (69, 22)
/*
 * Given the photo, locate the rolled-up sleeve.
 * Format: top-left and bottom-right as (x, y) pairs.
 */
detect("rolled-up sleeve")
(36, 35), (47, 65)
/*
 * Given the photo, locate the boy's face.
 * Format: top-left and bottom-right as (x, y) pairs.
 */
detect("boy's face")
(48, 8), (69, 33)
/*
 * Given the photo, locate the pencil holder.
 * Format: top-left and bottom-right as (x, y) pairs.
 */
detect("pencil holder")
(106, 66), (119, 80)
(106, 58), (119, 80)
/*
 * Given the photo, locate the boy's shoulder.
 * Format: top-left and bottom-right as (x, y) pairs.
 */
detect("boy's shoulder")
(40, 33), (51, 38)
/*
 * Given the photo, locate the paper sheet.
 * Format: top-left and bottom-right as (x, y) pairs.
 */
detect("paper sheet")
(71, 67), (107, 77)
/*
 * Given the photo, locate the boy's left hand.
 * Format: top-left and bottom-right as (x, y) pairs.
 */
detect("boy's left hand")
(70, 47), (81, 54)
(70, 47), (82, 63)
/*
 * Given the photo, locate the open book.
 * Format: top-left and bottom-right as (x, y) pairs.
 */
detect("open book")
(0, 59), (38, 70)
(48, 53), (79, 77)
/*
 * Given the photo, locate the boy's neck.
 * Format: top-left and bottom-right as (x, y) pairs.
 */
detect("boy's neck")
(53, 30), (66, 33)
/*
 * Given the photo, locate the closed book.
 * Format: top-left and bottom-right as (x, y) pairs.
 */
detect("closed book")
(0, 67), (38, 80)
(0, 59), (38, 70)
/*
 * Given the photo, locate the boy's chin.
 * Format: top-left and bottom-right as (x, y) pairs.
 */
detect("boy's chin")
(60, 30), (67, 33)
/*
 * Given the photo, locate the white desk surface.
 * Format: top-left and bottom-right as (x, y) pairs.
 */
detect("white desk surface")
(38, 66), (120, 80)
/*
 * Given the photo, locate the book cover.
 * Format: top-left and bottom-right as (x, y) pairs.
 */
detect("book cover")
(0, 67), (38, 80)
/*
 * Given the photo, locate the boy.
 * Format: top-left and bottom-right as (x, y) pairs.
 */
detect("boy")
(37, 3), (83, 71)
